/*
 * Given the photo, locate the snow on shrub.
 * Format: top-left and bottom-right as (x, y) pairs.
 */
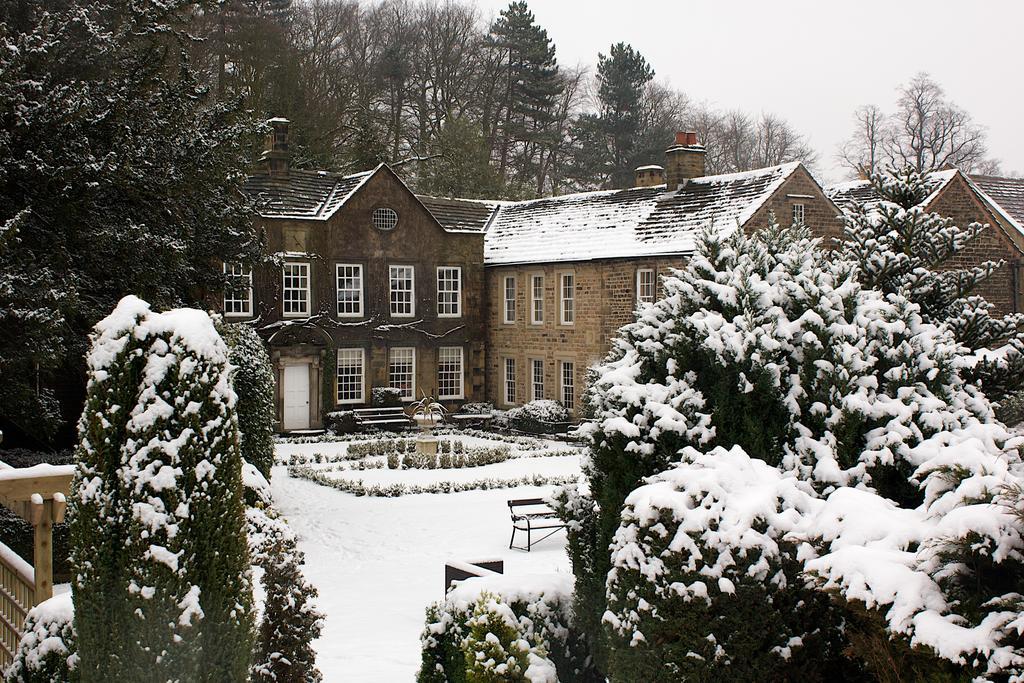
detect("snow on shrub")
(69, 295), (253, 681)
(5, 592), (78, 683)
(507, 400), (570, 435)
(418, 573), (593, 683)
(248, 506), (324, 683)
(604, 446), (846, 681)
(221, 323), (276, 479)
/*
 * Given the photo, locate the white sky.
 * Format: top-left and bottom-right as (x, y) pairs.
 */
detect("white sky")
(472, 0), (1024, 184)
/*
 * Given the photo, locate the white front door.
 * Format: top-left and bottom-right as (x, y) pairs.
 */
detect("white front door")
(282, 363), (311, 431)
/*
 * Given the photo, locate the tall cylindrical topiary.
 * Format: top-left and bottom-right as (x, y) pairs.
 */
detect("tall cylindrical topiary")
(69, 296), (253, 682)
(221, 322), (276, 479)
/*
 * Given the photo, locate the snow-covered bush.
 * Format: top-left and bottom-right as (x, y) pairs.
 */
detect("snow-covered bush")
(603, 447), (847, 681)
(69, 296), (253, 681)
(4, 592), (78, 683)
(372, 387), (403, 407)
(418, 574), (594, 683)
(563, 219), (1024, 676)
(222, 322), (277, 479)
(837, 166), (1024, 403)
(248, 506), (324, 683)
(325, 410), (357, 435)
(506, 400), (570, 435)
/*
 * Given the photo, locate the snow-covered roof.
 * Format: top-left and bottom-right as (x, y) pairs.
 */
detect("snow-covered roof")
(482, 162), (801, 265)
(416, 195), (500, 233)
(826, 169), (958, 208)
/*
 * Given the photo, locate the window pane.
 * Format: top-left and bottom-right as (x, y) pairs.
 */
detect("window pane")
(224, 263), (252, 316)
(388, 348), (415, 400)
(337, 349), (364, 403)
(390, 266), (414, 316)
(437, 267), (461, 317)
(531, 275), (543, 323)
(793, 203), (805, 225)
(282, 263), (309, 316)
(561, 361), (575, 410)
(560, 274), (574, 324)
(637, 269), (655, 304)
(337, 264), (363, 316)
(504, 358), (516, 405)
(437, 347), (463, 399)
(504, 276), (516, 323)
(532, 359), (544, 401)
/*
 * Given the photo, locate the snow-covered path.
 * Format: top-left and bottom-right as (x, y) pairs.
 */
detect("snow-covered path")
(272, 467), (573, 681)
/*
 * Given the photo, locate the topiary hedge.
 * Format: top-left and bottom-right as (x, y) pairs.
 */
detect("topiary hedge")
(506, 400), (569, 435)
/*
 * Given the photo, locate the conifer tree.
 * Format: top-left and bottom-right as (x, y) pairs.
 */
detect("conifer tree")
(222, 322), (276, 479)
(837, 166), (1024, 403)
(70, 296), (253, 682)
(594, 43), (654, 188)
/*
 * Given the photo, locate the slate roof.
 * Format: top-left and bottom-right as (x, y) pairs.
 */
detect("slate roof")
(482, 162), (802, 265)
(971, 175), (1024, 228)
(243, 169), (371, 220)
(416, 195), (500, 233)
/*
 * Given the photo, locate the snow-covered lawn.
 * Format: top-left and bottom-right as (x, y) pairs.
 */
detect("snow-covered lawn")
(270, 435), (580, 682)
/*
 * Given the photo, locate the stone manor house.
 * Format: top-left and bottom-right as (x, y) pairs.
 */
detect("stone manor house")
(228, 121), (1024, 431)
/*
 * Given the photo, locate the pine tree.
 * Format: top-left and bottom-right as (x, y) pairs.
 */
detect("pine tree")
(594, 43), (654, 188)
(488, 1), (564, 193)
(837, 166), (1024, 403)
(70, 297), (253, 682)
(0, 0), (263, 446)
(222, 322), (276, 479)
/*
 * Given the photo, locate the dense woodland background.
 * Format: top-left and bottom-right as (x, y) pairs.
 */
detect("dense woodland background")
(0, 0), (1006, 448)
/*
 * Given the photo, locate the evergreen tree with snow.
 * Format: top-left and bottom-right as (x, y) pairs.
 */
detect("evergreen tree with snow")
(222, 322), (277, 479)
(837, 166), (1024, 403)
(557, 219), (1006, 676)
(0, 0), (262, 445)
(248, 507), (323, 683)
(594, 43), (654, 188)
(69, 296), (253, 682)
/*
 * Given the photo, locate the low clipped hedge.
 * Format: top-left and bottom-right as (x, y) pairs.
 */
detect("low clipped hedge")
(418, 574), (597, 682)
(506, 400), (569, 435)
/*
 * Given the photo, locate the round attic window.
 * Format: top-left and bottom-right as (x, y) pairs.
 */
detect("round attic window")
(373, 207), (399, 231)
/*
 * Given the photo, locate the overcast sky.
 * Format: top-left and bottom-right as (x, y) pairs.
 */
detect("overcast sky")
(472, 0), (1024, 184)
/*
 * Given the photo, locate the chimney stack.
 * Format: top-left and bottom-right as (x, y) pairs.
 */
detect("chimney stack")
(664, 130), (705, 190)
(634, 164), (665, 188)
(261, 117), (291, 176)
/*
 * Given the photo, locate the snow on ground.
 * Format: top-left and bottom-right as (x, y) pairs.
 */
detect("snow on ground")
(271, 436), (578, 682)
(318, 454), (581, 486)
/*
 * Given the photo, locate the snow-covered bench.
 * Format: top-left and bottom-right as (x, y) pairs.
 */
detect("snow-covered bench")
(444, 558), (504, 593)
(447, 412), (493, 428)
(353, 407), (413, 430)
(508, 498), (565, 552)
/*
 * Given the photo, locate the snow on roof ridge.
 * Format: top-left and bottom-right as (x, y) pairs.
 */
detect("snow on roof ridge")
(692, 161), (800, 186)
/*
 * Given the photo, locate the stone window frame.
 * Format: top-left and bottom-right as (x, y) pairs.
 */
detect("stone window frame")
(531, 358), (545, 402)
(336, 347), (365, 405)
(558, 271), (575, 326)
(336, 263), (364, 318)
(503, 274), (517, 324)
(437, 346), (464, 400)
(388, 346), (416, 401)
(529, 272), (544, 325)
(223, 262), (253, 317)
(504, 357), (517, 406)
(373, 206), (399, 231)
(636, 268), (656, 306)
(389, 264), (416, 318)
(436, 266), (462, 318)
(559, 359), (576, 411)
(282, 261), (311, 318)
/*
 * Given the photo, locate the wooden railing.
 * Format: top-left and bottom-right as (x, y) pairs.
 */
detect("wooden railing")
(0, 544), (34, 671)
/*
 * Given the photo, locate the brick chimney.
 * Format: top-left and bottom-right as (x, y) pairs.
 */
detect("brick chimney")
(261, 117), (291, 176)
(634, 165), (665, 188)
(664, 131), (705, 190)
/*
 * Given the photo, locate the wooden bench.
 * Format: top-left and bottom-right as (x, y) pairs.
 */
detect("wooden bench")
(444, 559), (504, 593)
(353, 407), (413, 430)
(508, 498), (565, 552)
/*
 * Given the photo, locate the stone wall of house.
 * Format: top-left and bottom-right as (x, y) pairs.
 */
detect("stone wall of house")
(927, 177), (1022, 315)
(244, 169), (486, 427)
(484, 256), (684, 416)
(744, 165), (845, 240)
